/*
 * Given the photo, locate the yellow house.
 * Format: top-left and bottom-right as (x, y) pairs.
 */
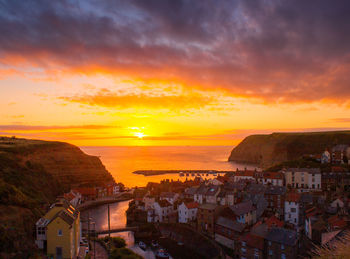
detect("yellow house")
(36, 198), (81, 259)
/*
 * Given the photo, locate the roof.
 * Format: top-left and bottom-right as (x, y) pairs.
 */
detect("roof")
(205, 185), (220, 196)
(36, 217), (50, 227)
(185, 186), (198, 195)
(266, 227), (298, 246)
(300, 193), (313, 203)
(157, 199), (172, 208)
(263, 172), (284, 180)
(241, 233), (264, 250)
(285, 168), (321, 174)
(216, 216), (245, 232)
(160, 192), (177, 199)
(185, 202), (199, 209)
(199, 203), (218, 210)
(235, 170), (256, 177)
(285, 192), (301, 203)
(49, 210), (75, 226)
(328, 215), (347, 229)
(265, 216), (284, 228)
(195, 183), (209, 195)
(265, 186), (286, 195)
(230, 201), (255, 216)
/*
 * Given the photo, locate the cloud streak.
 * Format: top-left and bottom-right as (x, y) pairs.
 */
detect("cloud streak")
(1, 0), (350, 103)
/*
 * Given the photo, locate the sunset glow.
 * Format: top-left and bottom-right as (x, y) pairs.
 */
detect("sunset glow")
(1, 1), (350, 146)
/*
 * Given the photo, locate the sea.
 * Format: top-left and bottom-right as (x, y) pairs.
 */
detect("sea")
(80, 146), (257, 187)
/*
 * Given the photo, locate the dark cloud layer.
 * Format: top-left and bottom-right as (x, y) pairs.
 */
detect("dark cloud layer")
(1, 0), (350, 102)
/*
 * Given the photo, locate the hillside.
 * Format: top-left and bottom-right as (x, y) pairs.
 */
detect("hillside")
(0, 136), (115, 257)
(228, 131), (350, 168)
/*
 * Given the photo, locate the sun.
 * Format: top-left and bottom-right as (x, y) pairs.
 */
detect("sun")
(135, 132), (146, 139)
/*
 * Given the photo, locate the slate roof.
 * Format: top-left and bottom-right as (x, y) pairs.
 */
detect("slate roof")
(49, 210), (75, 226)
(185, 187), (198, 195)
(199, 203), (218, 210)
(263, 172), (284, 179)
(205, 185), (220, 196)
(230, 201), (255, 216)
(266, 227), (298, 246)
(160, 192), (177, 199)
(300, 193), (313, 204)
(265, 186), (286, 195)
(216, 216), (245, 232)
(157, 199), (172, 208)
(195, 183), (209, 195)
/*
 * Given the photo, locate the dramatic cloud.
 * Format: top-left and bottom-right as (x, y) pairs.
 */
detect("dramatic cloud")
(1, 0), (350, 102)
(59, 88), (214, 109)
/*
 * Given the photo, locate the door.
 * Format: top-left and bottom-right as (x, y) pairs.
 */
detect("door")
(56, 247), (62, 259)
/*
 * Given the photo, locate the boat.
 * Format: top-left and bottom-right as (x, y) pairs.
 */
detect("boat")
(155, 248), (170, 259)
(138, 241), (146, 250)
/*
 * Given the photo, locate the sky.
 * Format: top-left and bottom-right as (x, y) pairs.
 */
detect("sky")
(1, 0), (350, 146)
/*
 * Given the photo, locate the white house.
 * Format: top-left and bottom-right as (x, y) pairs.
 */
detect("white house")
(178, 202), (199, 223)
(284, 193), (301, 226)
(233, 170), (256, 182)
(143, 195), (156, 210)
(259, 172), (284, 186)
(153, 200), (174, 222)
(283, 168), (321, 191)
(160, 192), (179, 205)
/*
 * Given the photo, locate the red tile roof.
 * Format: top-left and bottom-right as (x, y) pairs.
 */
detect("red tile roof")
(185, 202), (199, 209)
(285, 192), (301, 203)
(263, 172), (284, 180)
(266, 216), (284, 228)
(241, 233), (264, 250)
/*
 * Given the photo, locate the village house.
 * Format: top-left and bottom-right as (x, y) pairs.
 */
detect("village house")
(331, 144), (350, 164)
(229, 201), (257, 225)
(143, 195), (156, 210)
(152, 199), (174, 223)
(207, 178), (224, 186)
(35, 197), (81, 259)
(204, 185), (221, 204)
(239, 233), (265, 259)
(322, 167), (350, 191)
(265, 185), (286, 217)
(233, 169), (257, 182)
(178, 201), (199, 223)
(184, 186), (198, 200)
(258, 171), (284, 186)
(194, 183), (209, 204)
(72, 187), (96, 201)
(321, 149), (331, 164)
(160, 192), (179, 205)
(284, 192), (301, 227)
(214, 216), (246, 255)
(283, 168), (322, 191)
(197, 203), (224, 237)
(266, 227), (299, 259)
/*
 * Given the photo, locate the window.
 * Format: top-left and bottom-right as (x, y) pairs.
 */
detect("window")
(269, 250), (273, 255)
(281, 253), (286, 259)
(281, 244), (285, 250)
(57, 229), (63, 236)
(241, 247), (246, 253)
(268, 241), (272, 246)
(242, 241), (246, 246)
(291, 208), (296, 213)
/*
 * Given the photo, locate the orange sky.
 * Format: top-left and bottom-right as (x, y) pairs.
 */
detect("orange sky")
(1, 1), (350, 146)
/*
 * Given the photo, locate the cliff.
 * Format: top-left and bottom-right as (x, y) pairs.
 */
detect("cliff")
(228, 131), (350, 168)
(0, 136), (114, 257)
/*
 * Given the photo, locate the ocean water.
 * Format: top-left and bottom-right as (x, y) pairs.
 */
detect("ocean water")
(80, 146), (256, 187)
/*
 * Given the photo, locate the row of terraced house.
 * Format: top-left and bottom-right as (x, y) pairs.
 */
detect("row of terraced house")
(129, 167), (350, 258)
